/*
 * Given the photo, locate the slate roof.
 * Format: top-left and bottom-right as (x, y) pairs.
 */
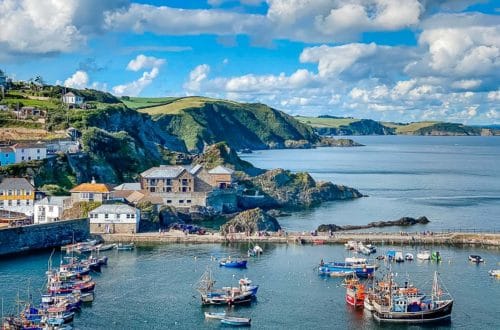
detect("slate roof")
(36, 196), (69, 207)
(13, 142), (46, 149)
(0, 178), (34, 191)
(207, 165), (234, 175)
(89, 203), (138, 214)
(113, 183), (141, 191)
(140, 165), (186, 178)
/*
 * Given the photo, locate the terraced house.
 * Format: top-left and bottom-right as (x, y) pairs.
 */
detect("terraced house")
(69, 179), (113, 205)
(13, 142), (47, 163)
(139, 165), (237, 212)
(0, 177), (35, 216)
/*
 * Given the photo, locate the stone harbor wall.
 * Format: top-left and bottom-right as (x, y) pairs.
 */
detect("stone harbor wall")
(0, 218), (89, 256)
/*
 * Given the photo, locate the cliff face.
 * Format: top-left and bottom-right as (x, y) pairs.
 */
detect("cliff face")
(247, 169), (363, 208)
(220, 208), (281, 235)
(315, 119), (395, 136)
(151, 99), (320, 152)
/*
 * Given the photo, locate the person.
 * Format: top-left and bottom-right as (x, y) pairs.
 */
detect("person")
(320, 258), (324, 266)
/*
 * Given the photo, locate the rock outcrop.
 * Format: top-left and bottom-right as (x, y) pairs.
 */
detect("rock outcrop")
(247, 169), (363, 208)
(317, 216), (430, 232)
(316, 137), (364, 147)
(220, 208), (281, 235)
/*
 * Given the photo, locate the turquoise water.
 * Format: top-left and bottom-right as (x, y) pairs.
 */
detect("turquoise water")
(241, 136), (500, 232)
(1, 244), (499, 329)
(1, 136), (499, 329)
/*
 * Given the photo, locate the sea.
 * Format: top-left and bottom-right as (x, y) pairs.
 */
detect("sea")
(0, 136), (499, 329)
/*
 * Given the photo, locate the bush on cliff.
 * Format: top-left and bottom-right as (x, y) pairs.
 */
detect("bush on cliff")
(220, 208), (281, 235)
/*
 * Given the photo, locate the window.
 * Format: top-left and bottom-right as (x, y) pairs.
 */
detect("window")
(37, 156), (40, 160)
(126, 214), (131, 219)
(27, 200), (30, 205)
(187, 200), (192, 204)
(48, 206), (53, 212)
(28, 156), (31, 160)
(150, 187), (156, 193)
(16, 200), (20, 206)
(181, 187), (187, 192)
(166, 200), (172, 204)
(7, 190), (12, 196)
(166, 187), (172, 192)
(26, 191), (31, 196)
(104, 214), (109, 219)
(21, 156), (25, 161)
(131, 214), (135, 218)
(8, 200), (12, 206)
(166, 179), (172, 185)
(179, 200), (184, 204)
(37, 149), (40, 153)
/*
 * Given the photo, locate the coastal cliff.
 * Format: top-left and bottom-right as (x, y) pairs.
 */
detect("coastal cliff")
(220, 208), (281, 235)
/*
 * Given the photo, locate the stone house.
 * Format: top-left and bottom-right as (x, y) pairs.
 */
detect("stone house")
(13, 142), (47, 163)
(0, 147), (15, 166)
(0, 177), (35, 216)
(89, 203), (140, 234)
(16, 107), (46, 119)
(139, 165), (237, 212)
(69, 179), (113, 205)
(34, 196), (70, 224)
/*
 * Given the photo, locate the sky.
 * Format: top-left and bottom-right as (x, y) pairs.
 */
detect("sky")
(0, 0), (499, 124)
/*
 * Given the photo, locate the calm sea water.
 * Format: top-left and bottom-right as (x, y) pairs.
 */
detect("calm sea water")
(1, 136), (499, 329)
(241, 136), (500, 232)
(1, 244), (499, 329)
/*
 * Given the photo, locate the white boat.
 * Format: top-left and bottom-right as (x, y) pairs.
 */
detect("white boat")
(417, 250), (431, 260)
(344, 241), (358, 250)
(468, 255), (484, 263)
(405, 253), (414, 261)
(394, 251), (404, 263)
(98, 243), (116, 251)
(488, 269), (500, 278)
(204, 312), (226, 320)
(220, 316), (251, 326)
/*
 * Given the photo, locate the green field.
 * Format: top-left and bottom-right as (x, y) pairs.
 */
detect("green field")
(121, 97), (180, 110)
(136, 96), (242, 115)
(382, 121), (439, 134)
(295, 116), (359, 128)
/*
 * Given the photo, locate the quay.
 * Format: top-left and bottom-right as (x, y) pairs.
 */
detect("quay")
(99, 230), (500, 247)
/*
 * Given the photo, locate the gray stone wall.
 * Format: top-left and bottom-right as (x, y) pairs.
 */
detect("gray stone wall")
(0, 218), (89, 256)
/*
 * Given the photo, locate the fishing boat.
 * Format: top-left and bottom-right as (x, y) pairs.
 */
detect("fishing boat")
(116, 242), (135, 250)
(372, 271), (453, 324)
(431, 251), (442, 262)
(468, 255), (484, 263)
(219, 258), (247, 268)
(394, 251), (405, 263)
(98, 243), (116, 251)
(204, 311), (226, 319)
(405, 253), (414, 261)
(344, 241), (358, 250)
(417, 250), (431, 260)
(345, 277), (366, 308)
(247, 245), (263, 257)
(197, 269), (258, 306)
(488, 269), (500, 278)
(318, 257), (376, 278)
(220, 316), (251, 326)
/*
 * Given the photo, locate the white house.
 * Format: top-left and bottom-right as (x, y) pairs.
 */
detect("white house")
(89, 203), (140, 234)
(34, 196), (69, 224)
(62, 92), (84, 106)
(13, 142), (47, 163)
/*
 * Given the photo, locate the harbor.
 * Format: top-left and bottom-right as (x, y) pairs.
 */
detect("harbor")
(97, 230), (500, 247)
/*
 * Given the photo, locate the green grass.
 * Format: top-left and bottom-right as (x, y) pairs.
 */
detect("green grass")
(1, 97), (60, 110)
(295, 116), (359, 128)
(382, 121), (439, 134)
(122, 97), (180, 110)
(135, 96), (244, 115)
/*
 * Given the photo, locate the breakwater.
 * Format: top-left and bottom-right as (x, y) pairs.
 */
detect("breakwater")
(100, 230), (500, 247)
(0, 219), (89, 256)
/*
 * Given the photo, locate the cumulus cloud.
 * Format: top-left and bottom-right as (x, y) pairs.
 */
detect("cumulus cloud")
(64, 70), (89, 89)
(112, 54), (166, 96)
(184, 64), (211, 93)
(126, 54), (166, 71)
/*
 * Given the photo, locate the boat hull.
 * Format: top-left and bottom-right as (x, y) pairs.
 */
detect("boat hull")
(373, 300), (453, 324)
(220, 260), (247, 268)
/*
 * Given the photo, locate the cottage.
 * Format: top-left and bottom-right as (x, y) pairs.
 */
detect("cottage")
(89, 203), (140, 234)
(46, 140), (80, 154)
(34, 196), (70, 224)
(13, 142), (47, 163)
(0, 147), (15, 166)
(62, 92), (84, 106)
(0, 177), (35, 216)
(17, 106), (45, 119)
(69, 179), (113, 205)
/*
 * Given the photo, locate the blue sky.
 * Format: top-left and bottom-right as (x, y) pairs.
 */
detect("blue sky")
(0, 0), (499, 124)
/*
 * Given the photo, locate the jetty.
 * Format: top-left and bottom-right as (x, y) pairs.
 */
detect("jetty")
(99, 230), (500, 247)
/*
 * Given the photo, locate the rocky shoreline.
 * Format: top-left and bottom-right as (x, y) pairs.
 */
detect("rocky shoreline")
(317, 216), (430, 232)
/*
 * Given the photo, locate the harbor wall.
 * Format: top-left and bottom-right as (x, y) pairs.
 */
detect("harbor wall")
(0, 218), (89, 256)
(99, 231), (500, 247)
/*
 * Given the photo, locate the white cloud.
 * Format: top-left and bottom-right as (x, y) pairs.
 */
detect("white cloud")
(451, 79), (482, 89)
(64, 70), (89, 89)
(487, 90), (500, 101)
(184, 64), (211, 93)
(112, 54), (166, 96)
(126, 54), (166, 71)
(300, 43), (377, 77)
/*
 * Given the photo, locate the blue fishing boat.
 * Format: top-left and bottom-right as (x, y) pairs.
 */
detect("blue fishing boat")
(219, 258), (247, 268)
(318, 257), (376, 278)
(204, 311), (226, 320)
(220, 316), (251, 326)
(197, 269), (258, 306)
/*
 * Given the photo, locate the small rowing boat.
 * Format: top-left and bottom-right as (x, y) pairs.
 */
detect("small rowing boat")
(219, 258), (247, 268)
(116, 243), (135, 251)
(220, 316), (251, 326)
(488, 269), (500, 277)
(98, 243), (116, 251)
(204, 311), (226, 320)
(468, 255), (484, 263)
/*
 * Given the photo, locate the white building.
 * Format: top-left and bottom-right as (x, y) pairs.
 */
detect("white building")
(13, 142), (47, 163)
(0, 178), (35, 217)
(34, 196), (69, 224)
(89, 203), (140, 234)
(62, 92), (84, 106)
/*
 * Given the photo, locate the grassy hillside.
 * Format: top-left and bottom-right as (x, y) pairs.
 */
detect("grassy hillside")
(382, 121), (438, 134)
(295, 116), (358, 128)
(121, 96), (180, 110)
(139, 97), (320, 152)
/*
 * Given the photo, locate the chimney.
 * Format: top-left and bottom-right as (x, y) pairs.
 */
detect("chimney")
(91, 176), (96, 184)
